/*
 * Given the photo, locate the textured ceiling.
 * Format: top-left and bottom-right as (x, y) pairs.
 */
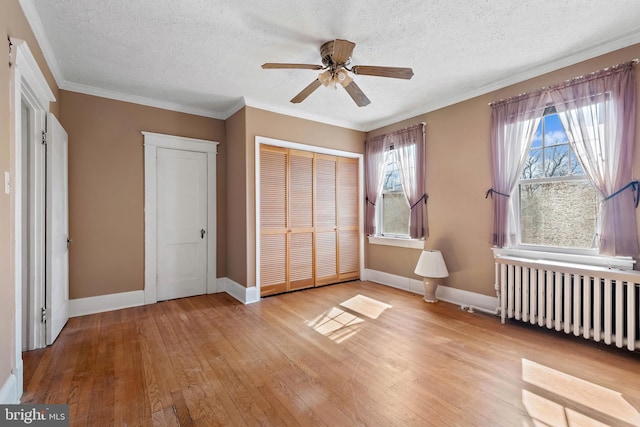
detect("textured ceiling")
(21, 0), (640, 131)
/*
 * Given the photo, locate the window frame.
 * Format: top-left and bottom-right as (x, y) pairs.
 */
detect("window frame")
(514, 109), (599, 255)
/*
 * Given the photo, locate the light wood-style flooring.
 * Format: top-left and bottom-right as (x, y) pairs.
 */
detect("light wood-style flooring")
(22, 281), (640, 426)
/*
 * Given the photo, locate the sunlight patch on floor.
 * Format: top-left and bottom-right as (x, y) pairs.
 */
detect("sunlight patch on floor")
(306, 295), (391, 343)
(522, 358), (640, 426)
(339, 294), (392, 319)
(306, 307), (364, 343)
(522, 389), (568, 427)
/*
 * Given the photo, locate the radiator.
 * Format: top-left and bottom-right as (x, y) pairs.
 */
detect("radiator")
(495, 255), (640, 351)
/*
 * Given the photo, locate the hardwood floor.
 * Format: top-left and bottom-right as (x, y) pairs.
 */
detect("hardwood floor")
(22, 281), (640, 426)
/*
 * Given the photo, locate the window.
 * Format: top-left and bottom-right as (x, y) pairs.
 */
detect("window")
(517, 109), (599, 250)
(365, 123), (426, 241)
(380, 148), (410, 236)
(490, 63), (636, 256)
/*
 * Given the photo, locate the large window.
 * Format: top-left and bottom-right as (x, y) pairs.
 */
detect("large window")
(380, 148), (410, 236)
(489, 63), (636, 256)
(517, 110), (599, 249)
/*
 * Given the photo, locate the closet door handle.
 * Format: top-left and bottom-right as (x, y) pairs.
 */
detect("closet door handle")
(200, 229), (206, 239)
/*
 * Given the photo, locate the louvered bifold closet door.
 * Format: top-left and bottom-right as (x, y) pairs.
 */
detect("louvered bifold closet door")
(260, 146), (288, 296)
(260, 145), (360, 296)
(288, 150), (315, 291)
(315, 154), (339, 286)
(337, 157), (360, 281)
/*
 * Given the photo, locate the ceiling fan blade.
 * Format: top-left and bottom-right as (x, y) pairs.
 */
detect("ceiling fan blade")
(351, 65), (414, 79)
(343, 81), (371, 107)
(331, 39), (356, 64)
(290, 79), (322, 103)
(262, 63), (324, 70)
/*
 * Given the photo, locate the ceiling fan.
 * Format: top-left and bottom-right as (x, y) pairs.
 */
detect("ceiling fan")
(262, 39), (414, 107)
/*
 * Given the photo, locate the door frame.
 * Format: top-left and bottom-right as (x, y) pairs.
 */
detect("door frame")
(20, 87), (48, 351)
(254, 136), (364, 298)
(9, 38), (56, 401)
(143, 132), (219, 304)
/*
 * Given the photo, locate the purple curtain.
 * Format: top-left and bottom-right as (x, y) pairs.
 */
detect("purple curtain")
(550, 63), (638, 256)
(389, 124), (427, 239)
(365, 135), (386, 235)
(489, 93), (548, 247)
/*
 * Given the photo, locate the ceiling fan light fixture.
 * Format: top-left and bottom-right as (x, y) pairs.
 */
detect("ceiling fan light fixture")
(318, 69), (333, 86)
(337, 69), (353, 87)
(318, 68), (353, 89)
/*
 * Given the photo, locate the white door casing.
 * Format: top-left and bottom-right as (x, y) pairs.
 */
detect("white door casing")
(9, 38), (56, 402)
(21, 100), (29, 351)
(45, 113), (69, 345)
(21, 96), (46, 351)
(143, 132), (218, 304)
(20, 93), (47, 351)
(156, 148), (208, 300)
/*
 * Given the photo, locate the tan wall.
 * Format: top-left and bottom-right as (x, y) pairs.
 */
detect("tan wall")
(242, 106), (366, 287)
(0, 0), (59, 395)
(59, 91), (225, 299)
(225, 108), (248, 285)
(366, 43), (640, 297)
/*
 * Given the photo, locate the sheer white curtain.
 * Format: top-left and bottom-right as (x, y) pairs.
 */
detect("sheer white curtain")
(489, 92), (548, 247)
(550, 63), (638, 256)
(392, 124), (427, 239)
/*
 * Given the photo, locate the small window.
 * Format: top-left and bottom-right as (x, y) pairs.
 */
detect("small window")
(380, 148), (410, 237)
(518, 110), (599, 249)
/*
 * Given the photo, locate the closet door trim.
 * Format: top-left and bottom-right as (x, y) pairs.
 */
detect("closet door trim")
(255, 136), (364, 299)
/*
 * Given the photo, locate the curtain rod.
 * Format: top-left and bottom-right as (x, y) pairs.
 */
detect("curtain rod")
(488, 58), (639, 107)
(366, 122), (425, 142)
(385, 122), (425, 136)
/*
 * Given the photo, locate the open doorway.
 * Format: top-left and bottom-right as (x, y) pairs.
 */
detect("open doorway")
(17, 98), (69, 352)
(10, 38), (69, 402)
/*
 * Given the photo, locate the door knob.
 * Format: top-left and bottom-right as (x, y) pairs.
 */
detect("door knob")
(201, 229), (206, 239)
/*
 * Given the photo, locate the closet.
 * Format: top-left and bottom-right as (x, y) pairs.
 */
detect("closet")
(259, 144), (359, 297)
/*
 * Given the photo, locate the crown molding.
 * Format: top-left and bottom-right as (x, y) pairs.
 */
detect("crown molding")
(18, 0), (64, 87)
(60, 81), (226, 119)
(220, 97), (249, 119)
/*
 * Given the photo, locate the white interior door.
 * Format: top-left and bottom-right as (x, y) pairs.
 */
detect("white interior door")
(45, 113), (69, 345)
(157, 148), (208, 301)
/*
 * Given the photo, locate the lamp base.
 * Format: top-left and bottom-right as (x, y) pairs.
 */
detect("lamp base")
(423, 279), (438, 303)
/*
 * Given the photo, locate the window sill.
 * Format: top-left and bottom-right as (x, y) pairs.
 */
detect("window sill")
(492, 247), (635, 271)
(368, 236), (424, 250)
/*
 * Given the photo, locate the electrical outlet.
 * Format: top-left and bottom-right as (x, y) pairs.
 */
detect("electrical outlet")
(4, 171), (10, 194)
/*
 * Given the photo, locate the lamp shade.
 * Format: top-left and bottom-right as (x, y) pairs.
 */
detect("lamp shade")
(414, 250), (449, 278)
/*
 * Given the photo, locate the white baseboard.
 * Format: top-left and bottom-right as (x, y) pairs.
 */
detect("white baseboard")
(69, 290), (145, 318)
(362, 268), (499, 315)
(362, 269), (425, 295)
(218, 277), (260, 304)
(68, 279), (260, 318)
(0, 371), (19, 404)
(67, 272), (495, 316)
